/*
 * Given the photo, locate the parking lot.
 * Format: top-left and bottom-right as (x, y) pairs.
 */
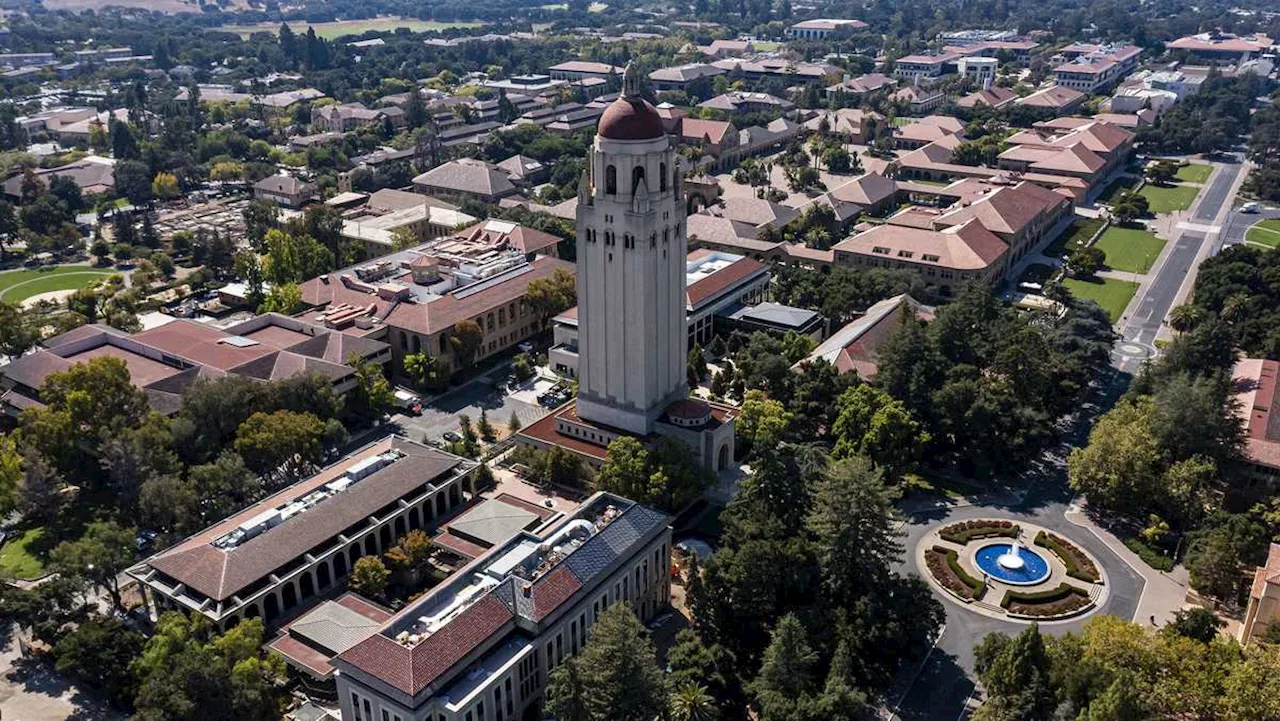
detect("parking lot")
(389, 367), (553, 444)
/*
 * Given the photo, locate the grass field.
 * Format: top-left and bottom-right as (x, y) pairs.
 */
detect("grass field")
(1176, 163), (1213, 184)
(1062, 276), (1139, 322)
(1094, 225), (1166, 273)
(1246, 219), (1280, 249)
(1044, 216), (1104, 258)
(217, 17), (484, 39)
(0, 526), (49, 580)
(1140, 183), (1199, 213)
(0, 266), (117, 303)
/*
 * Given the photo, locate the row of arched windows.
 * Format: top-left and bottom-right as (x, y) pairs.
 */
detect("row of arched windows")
(602, 162), (669, 196)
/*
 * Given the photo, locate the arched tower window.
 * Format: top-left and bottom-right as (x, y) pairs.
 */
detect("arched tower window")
(632, 166), (645, 195)
(605, 165), (617, 195)
(659, 162), (667, 192)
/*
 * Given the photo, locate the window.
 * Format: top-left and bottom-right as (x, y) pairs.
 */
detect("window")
(872, 246), (890, 255)
(659, 162), (667, 192)
(897, 250), (914, 258)
(632, 165), (646, 194)
(382, 711), (390, 721)
(605, 165), (617, 194)
(351, 693), (363, 721)
(923, 254), (940, 262)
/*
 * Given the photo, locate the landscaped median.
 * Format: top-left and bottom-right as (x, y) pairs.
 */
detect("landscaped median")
(926, 546), (986, 601)
(939, 519), (1021, 544)
(1000, 582), (1093, 619)
(1035, 531), (1101, 583)
(1246, 219), (1280, 249)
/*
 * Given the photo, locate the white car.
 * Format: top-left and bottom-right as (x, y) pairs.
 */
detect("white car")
(1241, 202), (1261, 213)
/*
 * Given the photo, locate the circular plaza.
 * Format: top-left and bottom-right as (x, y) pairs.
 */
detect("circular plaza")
(917, 518), (1108, 623)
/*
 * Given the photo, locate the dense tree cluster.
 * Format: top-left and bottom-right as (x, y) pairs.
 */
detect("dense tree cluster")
(973, 616), (1280, 721)
(875, 286), (1115, 477)
(687, 445), (944, 718)
(1137, 73), (1262, 156)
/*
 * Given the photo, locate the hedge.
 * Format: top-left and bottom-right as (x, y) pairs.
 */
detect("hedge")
(1000, 582), (1089, 609)
(1035, 531), (1100, 583)
(940, 519), (1021, 545)
(926, 546), (985, 600)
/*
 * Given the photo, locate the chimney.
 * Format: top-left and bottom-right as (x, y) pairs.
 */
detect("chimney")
(522, 582), (532, 597)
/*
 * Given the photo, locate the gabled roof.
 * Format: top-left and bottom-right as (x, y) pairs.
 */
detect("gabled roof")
(413, 159), (516, 197)
(956, 86), (1018, 108)
(800, 293), (934, 376)
(933, 182), (1066, 236)
(1018, 85), (1085, 109)
(680, 118), (735, 145)
(833, 217), (1008, 271)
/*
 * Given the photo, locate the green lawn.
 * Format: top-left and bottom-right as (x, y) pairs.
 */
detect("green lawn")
(216, 17), (484, 39)
(1246, 219), (1280, 249)
(0, 526), (50, 580)
(0, 266), (116, 303)
(1044, 216), (1104, 258)
(1094, 225), (1166, 273)
(1139, 183), (1199, 213)
(1176, 163), (1213, 184)
(1062, 276), (1139, 322)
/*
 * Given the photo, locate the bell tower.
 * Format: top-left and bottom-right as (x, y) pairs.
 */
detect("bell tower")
(574, 63), (688, 435)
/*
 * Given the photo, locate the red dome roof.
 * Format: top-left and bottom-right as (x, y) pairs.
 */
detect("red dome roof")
(666, 398), (712, 421)
(597, 96), (665, 141)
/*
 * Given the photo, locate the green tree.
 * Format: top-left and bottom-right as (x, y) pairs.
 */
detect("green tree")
(52, 616), (143, 706)
(233, 410), (325, 487)
(1067, 398), (1163, 515)
(524, 268), (577, 322)
(669, 682), (717, 721)
(596, 437), (651, 500)
(347, 354), (394, 419)
(350, 555), (390, 598)
(478, 408), (496, 442)
(831, 384), (928, 477)
(972, 626), (1055, 721)
(508, 411), (522, 432)
(449, 319), (484, 366)
(131, 613), (285, 721)
(805, 455), (902, 605)
(547, 602), (666, 721)
(0, 299), (38, 358)
(749, 613), (819, 720)
(152, 171), (180, 200)
(1069, 245), (1106, 277)
(736, 390), (792, 457)
(50, 520), (137, 614)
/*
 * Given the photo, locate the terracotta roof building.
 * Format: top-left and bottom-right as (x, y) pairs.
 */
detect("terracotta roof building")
(1167, 32), (1273, 61)
(0, 315), (390, 418)
(128, 436), (477, 628)
(834, 218), (1010, 297)
(787, 18), (868, 39)
(1016, 85), (1087, 115)
(956, 85), (1018, 109)
(412, 158), (521, 204)
(799, 293), (934, 377)
(296, 223), (572, 380)
(1242, 542), (1280, 645)
(331, 492), (672, 721)
(825, 72), (895, 101)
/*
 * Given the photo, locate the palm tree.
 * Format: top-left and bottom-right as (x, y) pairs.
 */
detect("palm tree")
(1221, 294), (1250, 324)
(1167, 304), (1203, 334)
(669, 682), (716, 721)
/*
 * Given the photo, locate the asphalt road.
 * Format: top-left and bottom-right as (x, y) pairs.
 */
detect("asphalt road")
(1115, 158), (1244, 367)
(890, 158), (1247, 721)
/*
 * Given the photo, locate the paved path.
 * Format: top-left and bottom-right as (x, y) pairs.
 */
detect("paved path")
(0, 627), (123, 721)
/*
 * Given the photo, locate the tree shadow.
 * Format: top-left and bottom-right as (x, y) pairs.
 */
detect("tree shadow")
(890, 649), (976, 721)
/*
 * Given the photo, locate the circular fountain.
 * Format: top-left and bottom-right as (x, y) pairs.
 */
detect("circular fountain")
(975, 539), (1051, 586)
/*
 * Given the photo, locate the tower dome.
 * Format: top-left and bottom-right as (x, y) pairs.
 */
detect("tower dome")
(597, 62), (665, 141)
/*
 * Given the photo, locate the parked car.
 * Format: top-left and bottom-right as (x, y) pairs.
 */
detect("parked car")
(443, 431), (462, 443)
(1241, 202), (1261, 213)
(517, 341), (534, 353)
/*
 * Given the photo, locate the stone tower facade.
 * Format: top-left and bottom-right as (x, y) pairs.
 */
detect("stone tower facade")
(574, 64), (688, 435)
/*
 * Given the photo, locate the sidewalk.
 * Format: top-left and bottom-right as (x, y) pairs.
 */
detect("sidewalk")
(1064, 504), (1188, 627)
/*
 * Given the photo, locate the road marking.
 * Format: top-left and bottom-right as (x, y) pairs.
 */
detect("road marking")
(886, 623), (946, 721)
(1177, 222), (1219, 233)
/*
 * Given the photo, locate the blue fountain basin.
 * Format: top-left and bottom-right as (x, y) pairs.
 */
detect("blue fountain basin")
(974, 542), (1051, 586)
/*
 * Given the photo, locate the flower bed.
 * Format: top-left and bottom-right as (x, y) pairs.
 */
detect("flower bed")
(939, 519), (1020, 545)
(1000, 583), (1091, 617)
(925, 546), (985, 601)
(1035, 531), (1100, 583)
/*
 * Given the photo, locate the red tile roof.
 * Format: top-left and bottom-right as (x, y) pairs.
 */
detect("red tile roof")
(686, 256), (767, 308)
(527, 566), (583, 621)
(340, 594), (513, 695)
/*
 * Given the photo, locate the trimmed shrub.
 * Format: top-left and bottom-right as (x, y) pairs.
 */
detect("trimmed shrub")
(1035, 531), (1100, 583)
(940, 519), (1021, 545)
(1124, 537), (1175, 572)
(926, 546), (985, 600)
(1000, 583), (1091, 617)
